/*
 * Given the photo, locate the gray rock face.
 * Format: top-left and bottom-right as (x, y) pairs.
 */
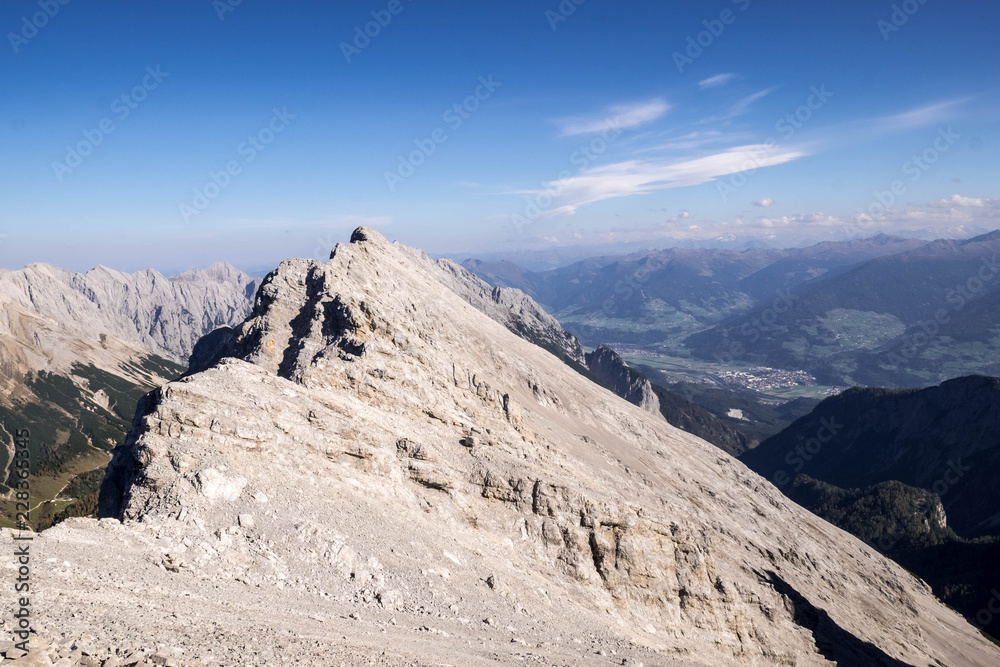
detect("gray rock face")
(0, 261), (260, 367)
(585, 345), (660, 414)
(19, 228), (1000, 666)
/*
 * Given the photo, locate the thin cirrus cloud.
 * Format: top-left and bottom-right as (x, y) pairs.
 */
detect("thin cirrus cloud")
(555, 98), (671, 136)
(638, 130), (736, 153)
(752, 198), (776, 207)
(698, 73), (736, 89)
(520, 144), (807, 217)
(750, 196), (1000, 232)
(699, 88), (777, 124)
(864, 99), (967, 132)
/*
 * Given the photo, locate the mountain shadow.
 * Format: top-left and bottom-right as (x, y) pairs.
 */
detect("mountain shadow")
(760, 570), (915, 666)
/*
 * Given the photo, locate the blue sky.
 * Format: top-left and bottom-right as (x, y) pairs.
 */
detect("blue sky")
(0, 0), (997, 273)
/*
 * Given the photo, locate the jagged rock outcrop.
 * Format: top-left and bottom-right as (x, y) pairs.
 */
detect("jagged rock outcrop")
(185, 232), (588, 376)
(585, 345), (660, 413)
(9, 228), (998, 666)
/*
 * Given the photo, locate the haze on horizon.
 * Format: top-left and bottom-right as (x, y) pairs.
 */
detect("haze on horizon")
(0, 0), (997, 274)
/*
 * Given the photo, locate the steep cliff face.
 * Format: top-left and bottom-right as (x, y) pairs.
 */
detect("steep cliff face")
(85, 228), (1000, 665)
(585, 345), (661, 413)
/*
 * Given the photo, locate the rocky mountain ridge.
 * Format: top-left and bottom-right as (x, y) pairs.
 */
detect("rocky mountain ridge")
(585, 345), (660, 413)
(4, 229), (997, 665)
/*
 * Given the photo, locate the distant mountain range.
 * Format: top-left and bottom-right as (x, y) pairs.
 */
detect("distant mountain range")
(689, 231), (1000, 386)
(743, 375), (1000, 538)
(464, 234), (926, 349)
(465, 232), (1000, 388)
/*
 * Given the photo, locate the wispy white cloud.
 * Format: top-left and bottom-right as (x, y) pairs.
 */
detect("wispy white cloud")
(556, 98), (670, 137)
(698, 73), (736, 89)
(638, 130), (734, 153)
(868, 99), (966, 131)
(512, 195), (999, 249)
(752, 198), (776, 207)
(701, 87), (776, 123)
(518, 144), (807, 216)
(732, 195), (1000, 237)
(928, 194), (989, 208)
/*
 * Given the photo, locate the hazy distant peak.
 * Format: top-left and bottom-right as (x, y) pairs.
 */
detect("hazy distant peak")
(961, 229), (1000, 245)
(865, 232), (907, 244)
(171, 261), (249, 284)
